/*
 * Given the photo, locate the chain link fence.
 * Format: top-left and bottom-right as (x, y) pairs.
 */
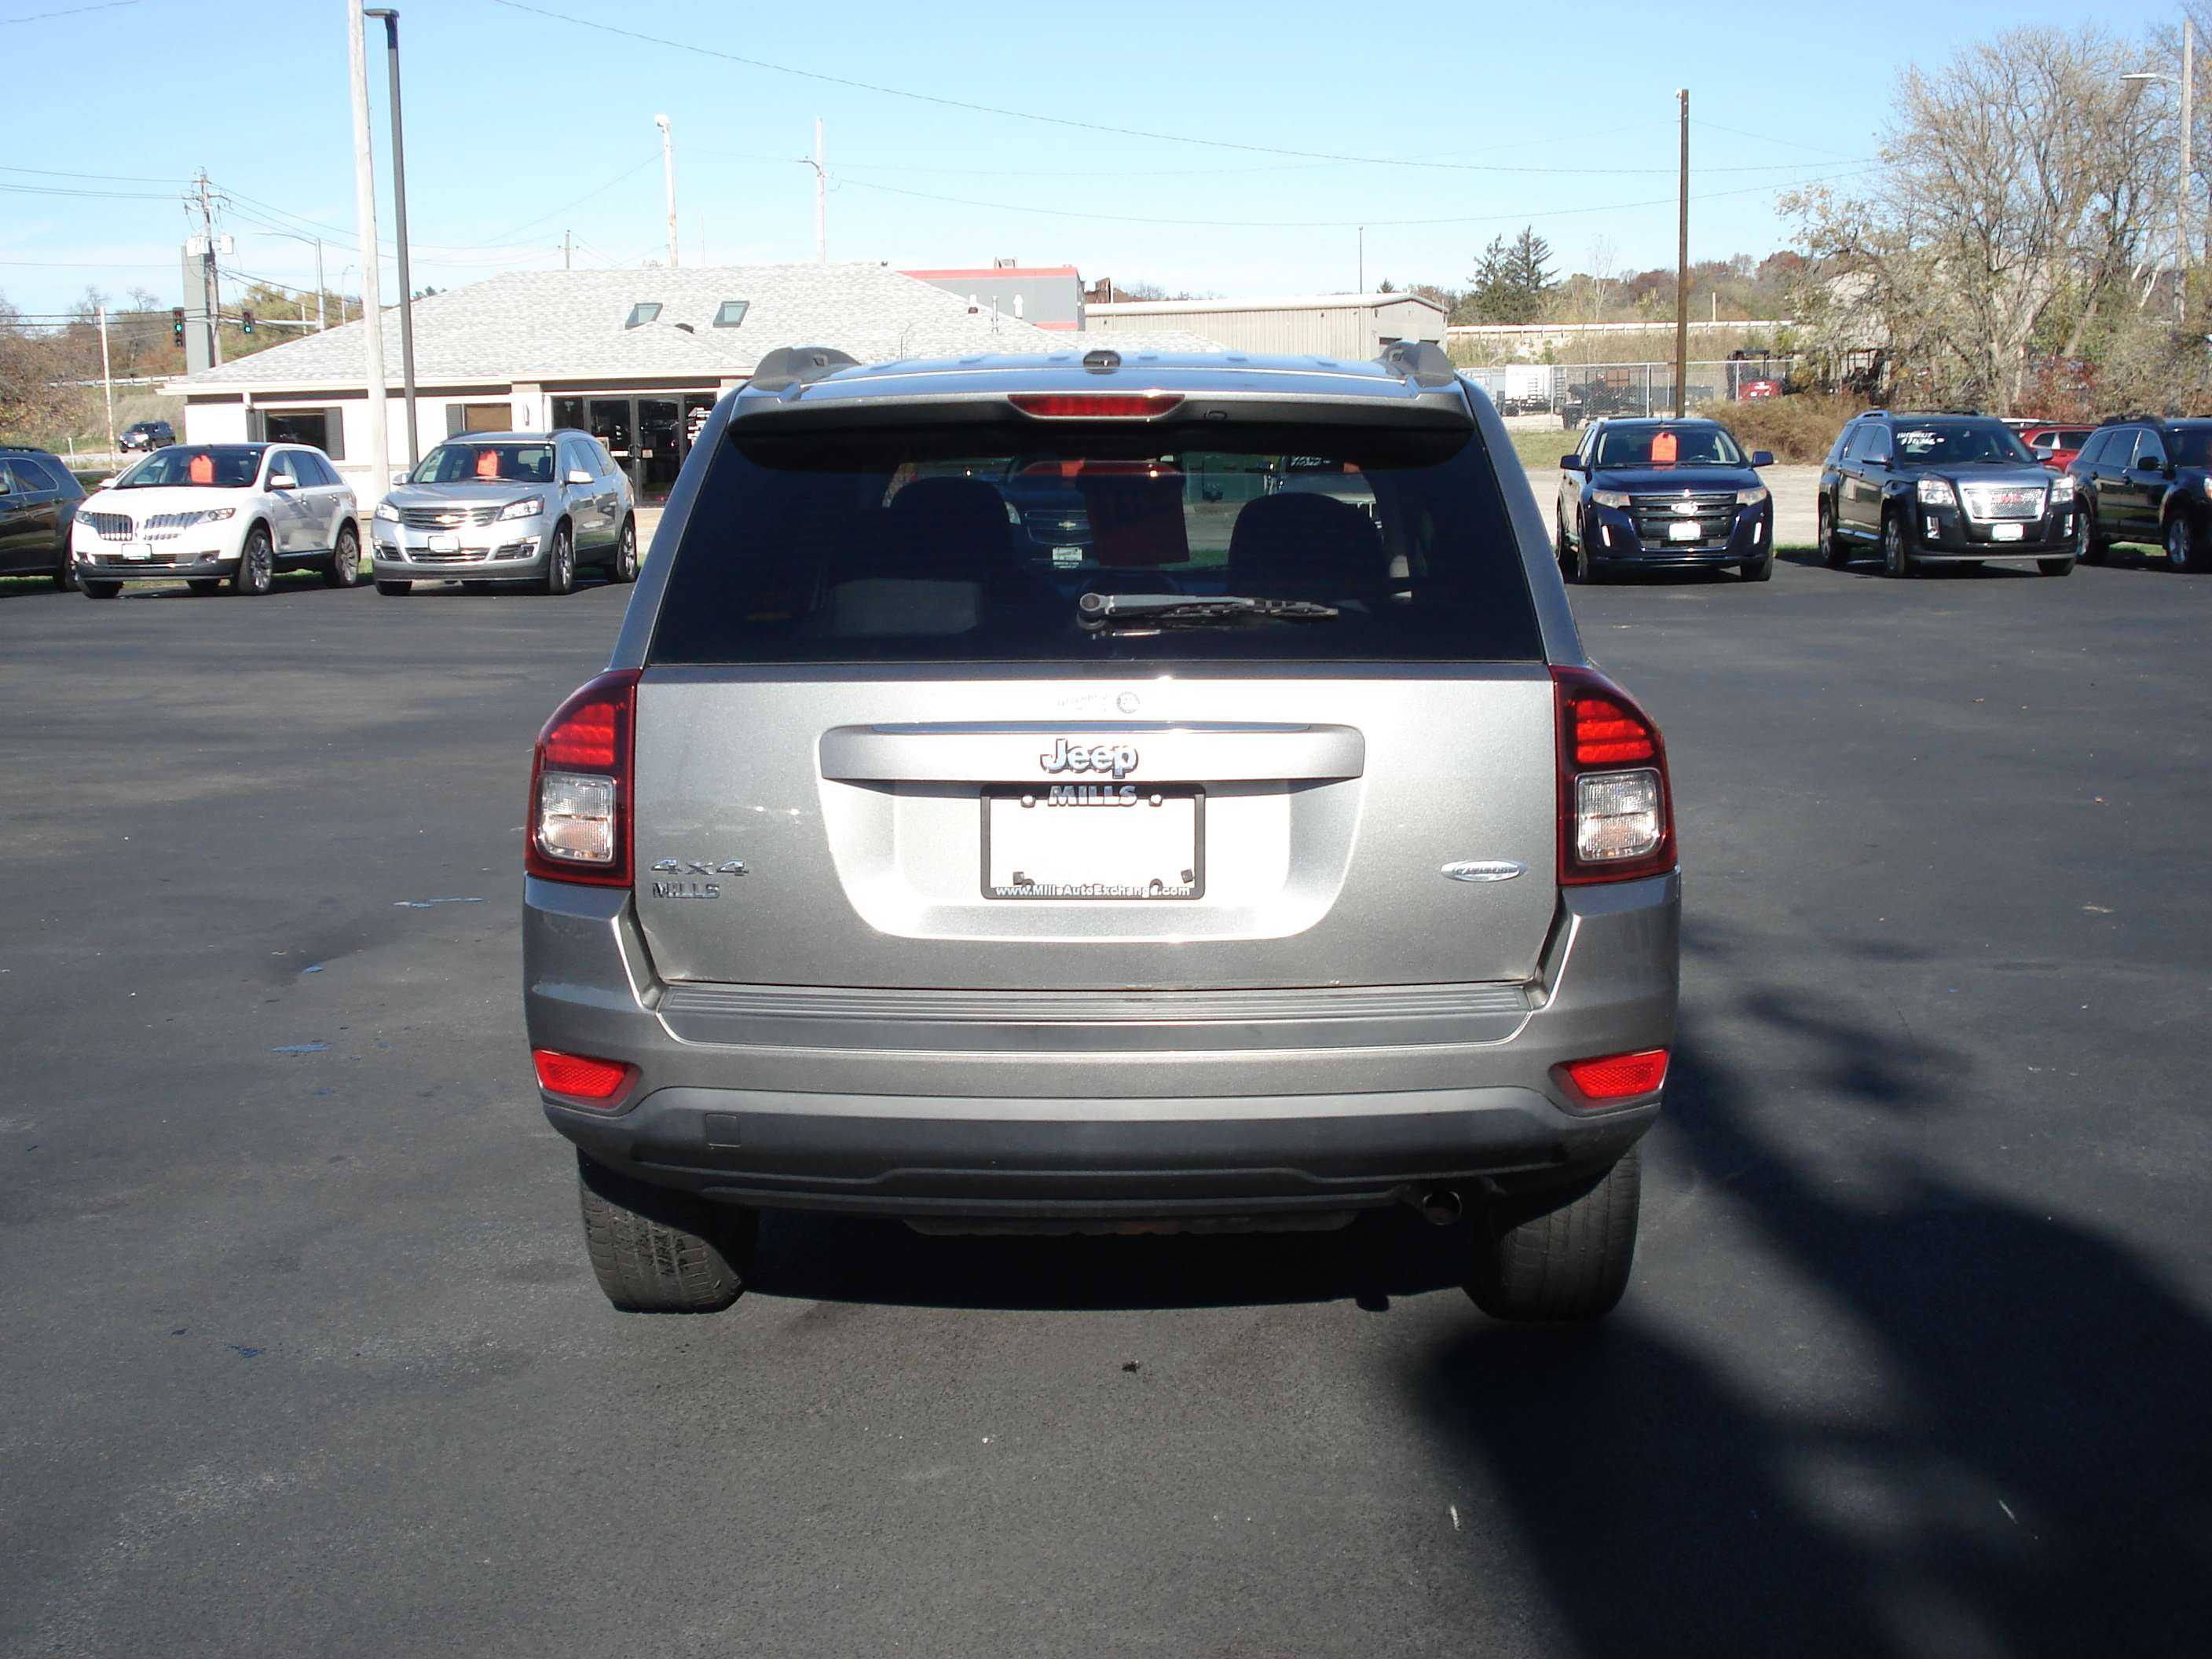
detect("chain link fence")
(1459, 358), (1801, 427)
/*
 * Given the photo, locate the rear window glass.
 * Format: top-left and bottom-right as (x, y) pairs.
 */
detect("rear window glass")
(648, 420), (1542, 665)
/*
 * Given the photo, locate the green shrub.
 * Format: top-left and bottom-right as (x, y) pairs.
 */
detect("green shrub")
(1696, 392), (1859, 463)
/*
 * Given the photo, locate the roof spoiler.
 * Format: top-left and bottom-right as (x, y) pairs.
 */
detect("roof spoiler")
(749, 345), (860, 394)
(1376, 340), (1459, 389)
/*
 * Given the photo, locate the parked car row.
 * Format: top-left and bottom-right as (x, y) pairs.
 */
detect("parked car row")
(1816, 409), (2212, 578)
(0, 427), (639, 599)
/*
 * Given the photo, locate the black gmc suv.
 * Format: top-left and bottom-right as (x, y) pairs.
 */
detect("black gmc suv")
(2065, 416), (2212, 571)
(1818, 411), (2076, 577)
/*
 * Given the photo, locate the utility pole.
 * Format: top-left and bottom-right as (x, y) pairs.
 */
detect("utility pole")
(366, 8), (418, 466)
(97, 306), (115, 457)
(815, 117), (826, 263)
(314, 239), (324, 329)
(563, 229), (572, 270)
(190, 170), (222, 367)
(1357, 225), (1364, 294)
(656, 114), (678, 267)
(1674, 88), (1690, 417)
(346, 0), (389, 499)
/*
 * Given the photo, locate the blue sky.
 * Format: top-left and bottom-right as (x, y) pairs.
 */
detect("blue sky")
(0, 0), (2187, 318)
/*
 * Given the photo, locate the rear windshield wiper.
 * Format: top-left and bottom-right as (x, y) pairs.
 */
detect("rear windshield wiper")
(1078, 591), (1340, 631)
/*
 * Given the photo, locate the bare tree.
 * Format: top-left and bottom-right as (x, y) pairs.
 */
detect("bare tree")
(1786, 25), (2167, 412)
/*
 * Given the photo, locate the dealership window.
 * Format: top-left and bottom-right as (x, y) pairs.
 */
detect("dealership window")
(445, 402), (515, 435)
(257, 407), (344, 460)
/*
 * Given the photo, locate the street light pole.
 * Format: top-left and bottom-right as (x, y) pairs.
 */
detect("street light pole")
(1675, 88), (1690, 417)
(364, 8), (419, 466)
(656, 115), (678, 268)
(345, 0), (388, 502)
(2125, 24), (2195, 322)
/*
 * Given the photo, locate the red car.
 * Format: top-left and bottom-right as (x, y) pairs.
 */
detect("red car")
(2020, 423), (2093, 471)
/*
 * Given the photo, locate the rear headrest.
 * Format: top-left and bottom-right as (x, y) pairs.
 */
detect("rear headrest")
(1226, 492), (1382, 599)
(889, 475), (1010, 548)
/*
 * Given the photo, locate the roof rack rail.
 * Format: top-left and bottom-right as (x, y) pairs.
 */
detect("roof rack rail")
(1376, 340), (1459, 389)
(749, 344), (860, 394)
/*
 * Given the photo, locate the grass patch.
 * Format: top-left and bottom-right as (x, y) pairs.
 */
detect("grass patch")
(1501, 428), (1573, 474)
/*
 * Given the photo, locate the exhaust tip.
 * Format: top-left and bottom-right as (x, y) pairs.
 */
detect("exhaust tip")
(1419, 1188), (1463, 1227)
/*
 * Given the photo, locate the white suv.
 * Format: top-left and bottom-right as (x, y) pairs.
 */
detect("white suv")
(74, 442), (361, 598)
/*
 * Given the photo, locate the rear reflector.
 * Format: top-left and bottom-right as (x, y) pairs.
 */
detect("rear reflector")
(532, 1048), (636, 1104)
(1562, 1049), (1670, 1101)
(1009, 392), (1184, 419)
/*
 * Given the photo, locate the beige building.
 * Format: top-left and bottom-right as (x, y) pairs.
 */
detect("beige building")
(1083, 292), (1446, 359)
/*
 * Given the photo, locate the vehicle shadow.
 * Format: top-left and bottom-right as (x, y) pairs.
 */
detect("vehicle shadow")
(1404, 934), (2212, 1655)
(744, 1201), (1471, 1313)
(1776, 549), (2042, 579)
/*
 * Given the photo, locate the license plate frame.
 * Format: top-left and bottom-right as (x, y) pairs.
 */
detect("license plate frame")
(427, 532), (461, 554)
(1667, 519), (1703, 542)
(981, 786), (1204, 901)
(1989, 522), (2025, 542)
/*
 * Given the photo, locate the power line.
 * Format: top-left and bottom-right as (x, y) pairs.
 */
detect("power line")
(479, 152), (661, 244)
(1693, 117), (1870, 162)
(831, 167), (1877, 232)
(1, 0), (147, 23)
(0, 162), (192, 185)
(493, 0), (1826, 178)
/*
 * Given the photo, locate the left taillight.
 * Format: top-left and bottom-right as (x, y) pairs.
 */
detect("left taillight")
(525, 668), (640, 887)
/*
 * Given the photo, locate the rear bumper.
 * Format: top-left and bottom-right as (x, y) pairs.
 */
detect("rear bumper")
(523, 873), (1680, 1218)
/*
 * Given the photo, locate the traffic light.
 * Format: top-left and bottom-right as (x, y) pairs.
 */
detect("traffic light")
(240, 308), (255, 336)
(170, 306), (185, 345)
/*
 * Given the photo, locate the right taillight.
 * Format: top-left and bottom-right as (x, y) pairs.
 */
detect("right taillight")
(526, 668), (640, 887)
(1553, 665), (1675, 885)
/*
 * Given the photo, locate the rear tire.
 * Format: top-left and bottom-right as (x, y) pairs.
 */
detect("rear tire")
(50, 553), (79, 592)
(576, 1151), (753, 1313)
(82, 579), (122, 599)
(1467, 1147), (1641, 1323)
(609, 517), (639, 583)
(321, 522), (361, 588)
(1820, 500), (1851, 568)
(375, 578), (412, 596)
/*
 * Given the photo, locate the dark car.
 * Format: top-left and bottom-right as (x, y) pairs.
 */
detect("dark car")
(1817, 411), (2077, 577)
(2065, 416), (2212, 571)
(0, 445), (87, 590)
(118, 419), (175, 452)
(1554, 416), (1775, 583)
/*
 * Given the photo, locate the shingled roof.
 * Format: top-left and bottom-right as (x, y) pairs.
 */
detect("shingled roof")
(169, 262), (1073, 391)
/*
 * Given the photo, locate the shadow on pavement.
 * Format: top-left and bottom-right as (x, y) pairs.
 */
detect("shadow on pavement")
(1405, 925), (2212, 1657)
(745, 1201), (1472, 1313)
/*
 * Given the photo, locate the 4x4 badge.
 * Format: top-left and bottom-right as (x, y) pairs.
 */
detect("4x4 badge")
(648, 858), (745, 901)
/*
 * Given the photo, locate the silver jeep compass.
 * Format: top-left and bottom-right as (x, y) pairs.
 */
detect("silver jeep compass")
(522, 343), (1681, 1321)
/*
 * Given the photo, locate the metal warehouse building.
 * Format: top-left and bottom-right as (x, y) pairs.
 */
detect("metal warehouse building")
(1082, 291), (1447, 357)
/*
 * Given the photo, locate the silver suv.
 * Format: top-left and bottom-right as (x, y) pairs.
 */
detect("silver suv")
(371, 430), (637, 595)
(522, 344), (1680, 1321)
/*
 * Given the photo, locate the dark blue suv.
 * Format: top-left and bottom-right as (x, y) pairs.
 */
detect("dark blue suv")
(1555, 417), (1775, 584)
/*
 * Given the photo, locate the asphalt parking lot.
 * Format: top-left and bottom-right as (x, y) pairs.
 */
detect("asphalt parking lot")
(3, 548), (2209, 1657)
